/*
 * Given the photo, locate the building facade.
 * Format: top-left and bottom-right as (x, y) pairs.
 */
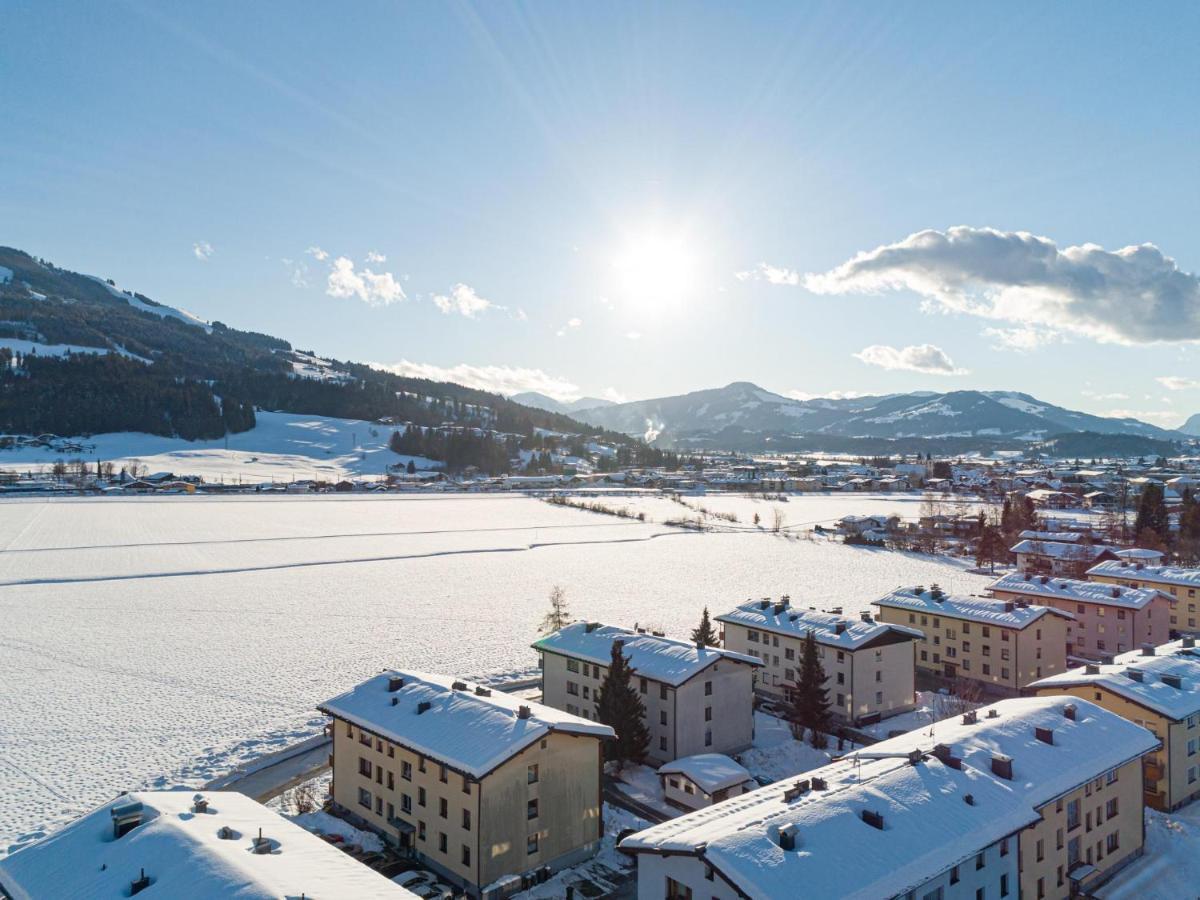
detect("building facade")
(319, 671), (613, 898)
(534, 622), (760, 765)
(1088, 560), (1200, 636)
(716, 597), (920, 725)
(873, 587), (1072, 693)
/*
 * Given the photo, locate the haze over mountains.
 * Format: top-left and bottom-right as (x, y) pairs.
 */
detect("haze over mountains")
(509, 392), (616, 416)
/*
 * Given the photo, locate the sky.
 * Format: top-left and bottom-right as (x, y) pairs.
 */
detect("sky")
(2, 1), (1199, 426)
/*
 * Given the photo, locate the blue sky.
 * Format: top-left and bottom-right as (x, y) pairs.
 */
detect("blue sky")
(3, 1), (1199, 425)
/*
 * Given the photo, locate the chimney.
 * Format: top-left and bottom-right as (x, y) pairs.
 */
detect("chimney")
(783, 780), (810, 801)
(387, 675), (405, 692)
(130, 869), (151, 896)
(986, 708), (999, 719)
(1003, 601), (1015, 613)
(964, 793), (976, 806)
(474, 686), (492, 697)
(778, 823), (798, 850)
(416, 701), (432, 714)
(1184, 637), (1197, 649)
(990, 753), (1013, 780)
(518, 705), (532, 719)
(1126, 670), (1144, 683)
(110, 800), (144, 840)
(1141, 644), (1156, 657)
(860, 611), (873, 623)
(585, 622), (599, 633)
(1063, 703), (1077, 720)
(760, 599), (771, 610)
(962, 710), (977, 726)
(780, 595), (791, 607)
(1136, 562), (1145, 571)
(252, 828), (272, 854)
(1111, 587), (1121, 599)
(835, 622), (847, 635)
(810, 776), (827, 791)
(774, 602), (785, 616)
(451, 680), (468, 691)
(1085, 663), (1100, 675)
(861, 809), (885, 830)
(1039, 575), (1049, 585)
(1023, 572), (1032, 581)
(192, 794), (208, 814)
(1162, 674), (1182, 689)
(1035, 726), (1054, 745)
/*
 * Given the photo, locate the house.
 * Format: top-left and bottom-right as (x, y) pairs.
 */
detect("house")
(657, 754), (755, 811)
(1087, 560), (1200, 635)
(716, 597), (921, 725)
(873, 587), (1072, 694)
(1011, 538), (1119, 577)
(318, 670), (613, 898)
(1030, 638), (1200, 811)
(619, 696), (1157, 900)
(0, 790), (417, 899)
(533, 622), (760, 764)
(1023, 488), (1077, 509)
(1115, 547), (1166, 566)
(987, 572), (1170, 662)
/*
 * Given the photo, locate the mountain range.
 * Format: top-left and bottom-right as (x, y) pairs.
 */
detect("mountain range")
(509, 392), (616, 416)
(569, 381), (1191, 450)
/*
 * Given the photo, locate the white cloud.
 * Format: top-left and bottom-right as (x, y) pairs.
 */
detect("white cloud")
(736, 263), (802, 286)
(1157, 375), (1199, 391)
(365, 250), (386, 264)
(1081, 390), (1129, 401)
(602, 387), (627, 403)
(1108, 408), (1185, 429)
(281, 257), (309, 288)
(854, 343), (968, 375)
(192, 241), (213, 261)
(805, 226), (1200, 345)
(372, 359), (579, 401)
(983, 325), (1060, 353)
(327, 256), (406, 306)
(787, 389), (866, 401)
(306, 246), (329, 261)
(432, 283), (495, 318)
(556, 317), (583, 337)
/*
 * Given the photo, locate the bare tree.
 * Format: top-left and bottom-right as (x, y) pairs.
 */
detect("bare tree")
(538, 585), (573, 634)
(771, 507), (785, 533)
(931, 678), (984, 721)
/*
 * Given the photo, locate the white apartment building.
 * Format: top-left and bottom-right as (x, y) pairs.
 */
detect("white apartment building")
(620, 697), (1158, 900)
(716, 596), (921, 725)
(534, 622), (760, 765)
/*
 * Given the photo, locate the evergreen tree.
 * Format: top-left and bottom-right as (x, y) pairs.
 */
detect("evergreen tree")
(1133, 482), (1169, 547)
(595, 640), (650, 769)
(789, 631), (831, 748)
(690, 607), (718, 647)
(406, 459), (416, 474)
(976, 522), (1004, 573)
(538, 585), (572, 634)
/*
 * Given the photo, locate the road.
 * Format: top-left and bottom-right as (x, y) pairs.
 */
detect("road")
(204, 733), (332, 803)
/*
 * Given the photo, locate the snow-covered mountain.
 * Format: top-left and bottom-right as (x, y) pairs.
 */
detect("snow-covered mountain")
(1181, 413), (1200, 437)
(510, 391), (616, 415)
(571, 382), (1183, 444)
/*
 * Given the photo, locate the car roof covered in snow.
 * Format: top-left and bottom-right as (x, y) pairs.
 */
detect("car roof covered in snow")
(988, 572), (1161, 610)
(874, 587), (1073, 629)
(533, 622), (761, 686)
(620, 697), (1158, 900)
(1088, 560), (1200, 590)
(716, 599), (922, 650)
(658, 754), (753, 794)
(1030, 640), (1200, 721)
(0, 790), (416, 900)
(319, 670), (613, 779)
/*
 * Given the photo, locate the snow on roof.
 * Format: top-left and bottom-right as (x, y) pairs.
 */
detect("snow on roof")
(1115, 548), (1165, 561)
(658, 754), (753, 794)
(319, 670), (613, 778)
(987, 572), (1160, 611)
(873, 587), (1072, 629)
(533, 622), (761, 686)
(1010, 539), (1116, 560)
(0, 791), (415, 900)
(620, 697), (1158, 900)
(1030, 640), (1200, 720)
(1018, 530), (1082, 542)
(1088, 560), (1200, 590)
(716, 599), (922, 650)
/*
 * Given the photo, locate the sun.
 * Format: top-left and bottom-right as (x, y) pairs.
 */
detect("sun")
(611, 229), (698, 308)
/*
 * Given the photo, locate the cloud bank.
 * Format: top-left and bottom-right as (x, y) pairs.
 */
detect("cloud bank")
(327, 256), (406, 306)
(854, 343), (967, 375)
(805, 226), (1200, 345)
(373, 359), (579, 401)
(1157, 375), (1199, 391)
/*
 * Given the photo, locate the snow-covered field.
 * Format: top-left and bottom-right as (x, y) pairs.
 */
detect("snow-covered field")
(0, 411), (437, 482)
(0, 493), (991, 854)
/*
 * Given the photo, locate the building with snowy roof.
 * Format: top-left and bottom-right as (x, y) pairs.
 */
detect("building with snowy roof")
(716, 596), (922, 725)
(1011, 538), (1119, 578)
(657, 754), (755, 812)
(988, 572), (1170, 662)
(1087, 559), (1200, 635)
(1030, 638), (1200, 811)
(620, 696), (1158, 900)
(318, 670), (613, 898)
(0, 790), (416, 900)
(533, 622), (761, 764)
(873, 587), (1072, 694)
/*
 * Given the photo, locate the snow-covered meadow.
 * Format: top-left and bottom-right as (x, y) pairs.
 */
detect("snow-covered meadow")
(0, 493), (992, 853)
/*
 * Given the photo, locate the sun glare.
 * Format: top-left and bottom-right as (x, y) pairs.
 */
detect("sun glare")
(611, 230), (698, 307)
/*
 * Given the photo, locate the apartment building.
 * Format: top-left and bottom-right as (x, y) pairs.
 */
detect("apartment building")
(873, 587), (1072, 693)
(319, 670), (613, 898)
(716, 596), (921, 725)
(988, 572), (1169, 662)
(1088, 559), (1200, 635)
(0, 790), (417, 899)
(620, 697), (1156, 900)
(1031, 638), (1200, 811)
(533, 622), (760, 765)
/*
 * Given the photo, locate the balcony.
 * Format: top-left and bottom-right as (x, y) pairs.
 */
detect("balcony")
(1144, 759), (1165, 783)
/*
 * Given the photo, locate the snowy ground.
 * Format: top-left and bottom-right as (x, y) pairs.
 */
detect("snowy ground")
(857, 690), (983, 741)
(1097, 803), (1200, 898)
(739, 711), (848, 782)
(0, 493), (992, 854)
(0, 410), (437, 482)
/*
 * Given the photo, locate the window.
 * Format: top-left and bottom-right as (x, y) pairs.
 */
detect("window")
(387, 802), (395, 821)
(1036, 837), (1045, 862)
(963, 623), (970, 634)
(1001, 668), (1010, 680)
(358, 788), (371, 810)
(660, 684), (669, 700)
(1106, 831), (1120, 853)
(527, 833), (539, 855)
(704, 706), (713, 722)
(386, 771), (395, 790)
(875, 670), (882, 682)
(359, 758), (372, 778)
(875, 691), (883, 704)
(439, 798), (447, 818)
(418, 787), (426, 807)
(438, 832), (447, 853)
(950, 866), (959, 885)
(975, 851), (984, 870)
(528, 799), (539, 820)
(462, 845), (471, 866)
(439, 765), (448, 784)
(462, 775), (471, 795)
(1000, 837), (1009, 857)
(705, 681), (713, 696)
(528, 764), (539, 784)
(836, 693), (845, 707)
(375, 796), (382, 815)
(982, 664), (990, 676)
(418, 820), (426, 841)
(1036, 877), (1045, 900)
(462, 809), (471, 831)
(1000, 873), (1009, 898)
(660, 736), (668, 751)
(401, 794), (412, 813)
(660, 710), (668, 726)
(375, 767), (383, 785)
(1067, 798), (1080, 831)
(566, 681), (579, 696)
(785, 647), (795, 661)
(582, 686), (589, 699)
(567, 658), (580, 673)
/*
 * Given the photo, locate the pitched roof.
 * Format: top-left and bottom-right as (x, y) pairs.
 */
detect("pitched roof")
(987, 572), (1161, 611)
(658, 754), (753, 794)
(1088, 560), (1200, 590)
(319, 670), (612, 778)
(0, 791), (416, 900)
(873, 587), (1073, 629)
(1030, 640), (1200, 720)
(1010, 539), (1117, 560)
(620, 697), (1158, 900)
(532, 622), (761, 686)
(716, 599), (922, 650)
